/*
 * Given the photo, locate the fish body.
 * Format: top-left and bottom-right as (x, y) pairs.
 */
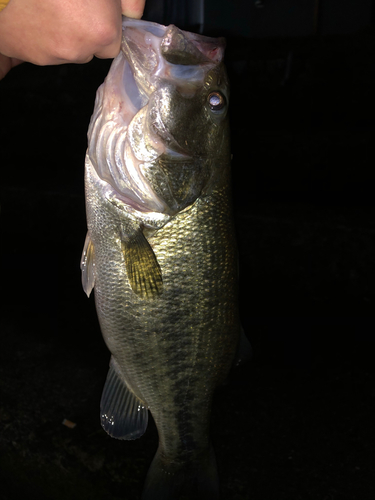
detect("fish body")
(81, 17), (240, 499)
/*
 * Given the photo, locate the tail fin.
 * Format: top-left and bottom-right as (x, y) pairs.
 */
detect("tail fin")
(142, 445), (220, 500)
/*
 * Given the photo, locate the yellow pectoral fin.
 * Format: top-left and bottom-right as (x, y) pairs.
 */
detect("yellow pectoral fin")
(121, 226), (163, 300)
(0, 1), (10, 13)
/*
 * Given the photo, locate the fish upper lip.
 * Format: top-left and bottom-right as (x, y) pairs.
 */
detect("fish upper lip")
(121, 16), (225, 101)
(121, 16), (226, 57)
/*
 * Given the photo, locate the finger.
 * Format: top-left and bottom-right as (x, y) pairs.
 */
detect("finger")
(0, 53), (11, 79)
(10, 57), (23, 68)
(0, 54), (22, 79)
(121, 0), (145, 19)
(92, 8), (123, 60)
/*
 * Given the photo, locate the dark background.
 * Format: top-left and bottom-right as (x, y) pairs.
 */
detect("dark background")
(0, 1), (374, 499)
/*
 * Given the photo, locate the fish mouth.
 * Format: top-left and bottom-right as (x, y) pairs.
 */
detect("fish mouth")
(120, 17), (225, 156)
(121, 17), (225, 98)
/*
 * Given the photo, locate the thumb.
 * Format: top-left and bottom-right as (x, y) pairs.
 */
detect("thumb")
(121, 0), (145, 19)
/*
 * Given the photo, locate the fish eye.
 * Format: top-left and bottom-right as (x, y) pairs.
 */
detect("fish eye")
(208, 91), (226, 111)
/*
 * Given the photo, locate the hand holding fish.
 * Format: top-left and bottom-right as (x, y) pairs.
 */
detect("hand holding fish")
(0, 0), (145, 79)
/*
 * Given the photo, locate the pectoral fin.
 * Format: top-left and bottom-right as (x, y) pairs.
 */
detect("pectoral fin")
(121, 226), (163, 299)
(80, 232), (95, 297)
(100, 358), (148, 440)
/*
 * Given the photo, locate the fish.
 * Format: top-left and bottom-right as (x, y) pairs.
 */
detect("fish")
(81, 17), (240, 500)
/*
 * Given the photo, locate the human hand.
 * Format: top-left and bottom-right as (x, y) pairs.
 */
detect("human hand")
(0, 0), (145, 79)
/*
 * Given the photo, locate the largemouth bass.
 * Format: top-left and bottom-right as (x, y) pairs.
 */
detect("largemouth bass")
(81, 17), (240, 500)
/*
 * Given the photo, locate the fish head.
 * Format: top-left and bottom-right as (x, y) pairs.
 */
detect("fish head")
(88, 18), (230, 214)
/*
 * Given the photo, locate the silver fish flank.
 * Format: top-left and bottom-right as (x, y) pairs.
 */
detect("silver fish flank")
(81, 17), (240, 500)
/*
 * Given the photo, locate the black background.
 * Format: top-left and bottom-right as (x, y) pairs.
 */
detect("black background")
(0, 2), (374, 499)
